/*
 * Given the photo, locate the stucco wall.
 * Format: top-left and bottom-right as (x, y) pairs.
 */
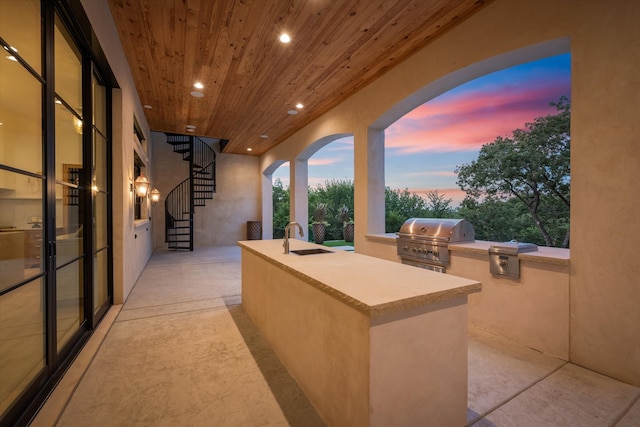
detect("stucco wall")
(193, 151), (260, 246)
(262, 0), (640, 385)
(151, 132), (261, 248)
(81, 0), (155, 304)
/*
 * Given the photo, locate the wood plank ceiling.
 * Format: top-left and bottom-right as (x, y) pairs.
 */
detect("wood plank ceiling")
(108, 0), (491, 155)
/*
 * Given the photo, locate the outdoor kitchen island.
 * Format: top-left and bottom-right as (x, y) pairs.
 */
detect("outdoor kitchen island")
(238, 239), (481, 427)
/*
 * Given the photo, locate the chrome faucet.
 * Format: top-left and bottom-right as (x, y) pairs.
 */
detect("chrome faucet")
(283, 221), (304, 254)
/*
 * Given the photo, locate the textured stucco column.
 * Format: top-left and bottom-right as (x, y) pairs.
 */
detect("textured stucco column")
(289, 158), (308, 239)
(261, 173), (274, 240)
(354, 127), (385, 253)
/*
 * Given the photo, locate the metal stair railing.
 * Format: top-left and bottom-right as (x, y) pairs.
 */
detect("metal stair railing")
(164, 134), (216, 250)
(165, 177), (192, 250)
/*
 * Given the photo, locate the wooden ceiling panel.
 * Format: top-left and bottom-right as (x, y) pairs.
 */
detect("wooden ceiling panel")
(108, 0), (491, 155)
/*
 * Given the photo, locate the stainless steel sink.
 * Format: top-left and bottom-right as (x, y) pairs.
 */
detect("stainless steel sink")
(290, 248), (333, 256)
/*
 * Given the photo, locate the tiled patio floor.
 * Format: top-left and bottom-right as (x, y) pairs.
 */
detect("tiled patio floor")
(32, 246), (640, 426)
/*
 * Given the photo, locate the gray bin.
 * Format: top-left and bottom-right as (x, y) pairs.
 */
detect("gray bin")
(246, 221), (262, 240)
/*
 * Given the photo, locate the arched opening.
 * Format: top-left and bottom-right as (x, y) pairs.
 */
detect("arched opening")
(266, 133), (353, 243)
(369, 39), (571, 247)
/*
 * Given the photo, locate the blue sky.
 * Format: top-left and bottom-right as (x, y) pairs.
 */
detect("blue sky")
(273, 53), (571, 205)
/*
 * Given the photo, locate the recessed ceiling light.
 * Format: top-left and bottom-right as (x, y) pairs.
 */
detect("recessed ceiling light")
(295, 103), (304, 109)
(260, 134), (269, 139)
(186, 128), (195, 132)
(279, 33), (291, 43)
(190, 91), (204, 98)
(4, 46), (17, 61)
(194, 82), (204, 89)
(247, 148), (253, 152)
(287, 109), (298, 115)
(186, 124), (196, 129)
(143, 104), (152, 109)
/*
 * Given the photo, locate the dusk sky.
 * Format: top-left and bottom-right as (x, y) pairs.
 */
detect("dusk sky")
(273, 53), (571, 206)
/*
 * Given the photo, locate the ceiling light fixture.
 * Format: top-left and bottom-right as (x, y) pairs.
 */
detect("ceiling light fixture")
(194, 82), (204, 89)
(190, 91), (204, 98)
(287, 109), (298, 115)
(260, 134), (269, 139)
(143, 104), (152, 109)
(247, 148), (253, 152)
(186, 124), (196, 129)
(279, 33), (291, 43)
(296, 103), (304, 109)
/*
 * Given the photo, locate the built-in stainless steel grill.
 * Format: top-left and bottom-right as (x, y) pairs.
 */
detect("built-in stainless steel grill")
(397, 218), (475, 273)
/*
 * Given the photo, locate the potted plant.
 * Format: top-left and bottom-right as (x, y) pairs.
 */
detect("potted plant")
(338, 205), (354, 243)
(311, 202), (329, 244)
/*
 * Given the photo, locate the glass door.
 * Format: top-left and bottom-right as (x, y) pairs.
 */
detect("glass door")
(53, 13), (86, 352)
(0, 1), (112, 423)
(0, 0), (47, 418)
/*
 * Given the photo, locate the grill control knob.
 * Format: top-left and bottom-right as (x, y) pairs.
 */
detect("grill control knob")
(411, 247), (417, 252)
(403, 245), (409, 251)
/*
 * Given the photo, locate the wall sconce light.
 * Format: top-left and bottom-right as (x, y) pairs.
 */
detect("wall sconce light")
(134, 174), (150, 197)
(150, 187), (160, 205)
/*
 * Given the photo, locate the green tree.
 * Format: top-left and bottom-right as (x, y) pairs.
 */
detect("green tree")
(308, 179), (354, 240)
(424, 190), (455, 218)
(455, 97), (571, 247)
(385, 187), (429, 232)
(272, 178), (290, 238)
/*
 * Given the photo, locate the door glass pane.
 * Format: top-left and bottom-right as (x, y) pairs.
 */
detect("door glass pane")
(56, 259), (83, 350)
(55, 183), (82, 265)
(0, 277), (45, 417)
(54, 15), (82, 117)
(93, 249), (107, 314)
(55, 102), (83, 183)
(55, 101), (83, 260)
(0, 0), (42, 75)
(94, 191), (107, 250)
(93, 130), (107, 192)
(92, 75), (106, 134)
(0, 52), (42, 174)
(0, 170), (44, 292)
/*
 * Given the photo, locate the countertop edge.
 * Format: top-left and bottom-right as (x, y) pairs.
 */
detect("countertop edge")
(238, 240), (481, 319)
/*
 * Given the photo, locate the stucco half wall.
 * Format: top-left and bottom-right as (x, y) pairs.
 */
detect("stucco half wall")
(261, 0), (640, 386)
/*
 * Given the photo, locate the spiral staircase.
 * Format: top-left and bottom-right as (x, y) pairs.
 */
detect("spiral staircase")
(164, 134), (217, 250)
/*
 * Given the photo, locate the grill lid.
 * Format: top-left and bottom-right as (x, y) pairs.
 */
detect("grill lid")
(398, 218), (475, 243)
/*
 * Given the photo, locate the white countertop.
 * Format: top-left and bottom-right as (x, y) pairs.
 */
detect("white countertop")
(238, 239), (481, 318)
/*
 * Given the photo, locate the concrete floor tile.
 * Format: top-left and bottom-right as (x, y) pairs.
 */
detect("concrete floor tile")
(57, 306), (324, 426)
(616, 396), (640, 427)
(475, 364), (640, 427)
(117, 296), (241, 321)
(467, 328), (566, 424)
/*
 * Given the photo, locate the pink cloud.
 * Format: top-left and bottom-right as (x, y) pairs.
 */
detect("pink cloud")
(408, 171), (457, 177)
(408, 187), (468, 207)
(309, 156), (343, 166)
(387, 78), (570, 154)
